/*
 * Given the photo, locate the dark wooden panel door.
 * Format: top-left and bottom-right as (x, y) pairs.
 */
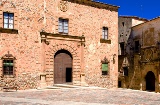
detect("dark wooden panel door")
(54, 50), (72, 84)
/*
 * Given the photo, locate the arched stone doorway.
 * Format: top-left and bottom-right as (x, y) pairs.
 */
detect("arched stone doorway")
(54, 50), (72, 84)
(145, 71), (155, 91)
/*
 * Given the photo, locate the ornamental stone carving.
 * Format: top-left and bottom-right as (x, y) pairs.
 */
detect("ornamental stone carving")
(59, 1), (68, 12)
(144, 49), (153, 61)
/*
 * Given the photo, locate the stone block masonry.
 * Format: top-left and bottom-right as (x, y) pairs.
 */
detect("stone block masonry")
(0, 0), (118, 90)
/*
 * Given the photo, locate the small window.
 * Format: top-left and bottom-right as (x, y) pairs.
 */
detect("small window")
(58, 18), (68, 34)
(3, 12), (14, 29)
(102, 27), (108, 39)
(123, 67), (128, 76)
(135, 40), (140, 53)
(122, 22), (124, 27)
(3, 59), (14, 75)
(120, 42), (125, 55)
(102, 63), (108, 75)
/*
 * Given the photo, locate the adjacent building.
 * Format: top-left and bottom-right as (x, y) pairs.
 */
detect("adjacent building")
(0, 0), (119, 90)
(118, 16), (160, 92)
(118, 16), (148, 88)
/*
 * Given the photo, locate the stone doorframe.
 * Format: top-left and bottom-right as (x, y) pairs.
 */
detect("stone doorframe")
(40, 32), (86, 87)
(141, 70), (159, 92)
(45, 44), (81, 86)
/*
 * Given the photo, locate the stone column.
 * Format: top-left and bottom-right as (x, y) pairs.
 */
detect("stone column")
(39, 35), (47, 88)
(80, 35), (88, 86)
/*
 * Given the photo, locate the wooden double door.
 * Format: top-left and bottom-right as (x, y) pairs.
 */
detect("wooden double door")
(54, 50), (72, 84)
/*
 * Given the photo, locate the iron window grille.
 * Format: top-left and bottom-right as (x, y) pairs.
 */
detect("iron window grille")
(102, 27), (108, 39)
(3, 59), (14, 75)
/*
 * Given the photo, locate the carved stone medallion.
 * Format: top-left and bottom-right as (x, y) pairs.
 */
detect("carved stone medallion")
(59, 1), (68, 12)
(144, 49), (153, 61)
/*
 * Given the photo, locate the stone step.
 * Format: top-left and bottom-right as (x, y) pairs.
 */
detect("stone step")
(52, 84), (81, 88)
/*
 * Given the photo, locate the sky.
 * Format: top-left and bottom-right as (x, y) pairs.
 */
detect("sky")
(97, 0), (160, 20)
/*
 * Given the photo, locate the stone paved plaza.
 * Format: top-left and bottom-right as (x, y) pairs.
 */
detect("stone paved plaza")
(0, 87), (160, 105)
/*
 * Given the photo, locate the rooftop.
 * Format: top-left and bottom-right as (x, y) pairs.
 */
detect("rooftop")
(119, 15), (148, 22)
(64, 0), (119, 12)
(132, 16), (160, 28)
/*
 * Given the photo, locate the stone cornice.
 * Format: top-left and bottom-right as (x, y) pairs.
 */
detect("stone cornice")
(63, 0), (119, 12)
(40, 32), (85, 45)
(40, 32), (85, 40)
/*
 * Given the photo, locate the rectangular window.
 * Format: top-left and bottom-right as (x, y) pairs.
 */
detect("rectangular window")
(120, 42), (125, 55)
(3, 12), (14, 29)
(135, 40), (140, 53)
(3, 60), (14, 75)
(123, 67), (128, 76)
(102, 63), (108, 75)
(59, 18), (68, 34)
(102, 27), (108, 39)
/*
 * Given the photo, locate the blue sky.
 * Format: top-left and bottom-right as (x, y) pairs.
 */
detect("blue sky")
(97, 0), (160, 20)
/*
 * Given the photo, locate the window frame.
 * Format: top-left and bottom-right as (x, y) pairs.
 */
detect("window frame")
(119, 42), (125, 55)
(3, 59), (14, 75)
(134, 40), (140, 53)
(102, 27), (108, 40)
(58, 18), (69, 34)
(123, 67), (128, 76)
(3, 12), (14, 29)
(102, 63), (108, 75)
(1, 52), (16, 77)
(101, 57), (109, 76)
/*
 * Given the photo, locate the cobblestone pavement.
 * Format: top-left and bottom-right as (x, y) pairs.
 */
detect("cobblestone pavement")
(0, 87), (160, 105)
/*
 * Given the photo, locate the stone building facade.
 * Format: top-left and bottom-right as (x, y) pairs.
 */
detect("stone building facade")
(0, 0), (119, 90)
(118, 16), (148, 88)
(118, 16), (160, 92)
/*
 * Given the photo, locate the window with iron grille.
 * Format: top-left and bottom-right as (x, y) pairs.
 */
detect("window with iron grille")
(3, 59), (14, 75)
(3, 12), (14, 29)
(102, 27), (108, 39)
(58, 18), (68, 34)
(102, 63), (108, 75)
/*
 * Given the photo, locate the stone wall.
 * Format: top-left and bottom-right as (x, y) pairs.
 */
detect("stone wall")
(0, 0), (118, 90)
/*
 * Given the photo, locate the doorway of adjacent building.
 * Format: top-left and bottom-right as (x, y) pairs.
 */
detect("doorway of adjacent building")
(145, 71), (155, 91)
(54, 50), (72, 84)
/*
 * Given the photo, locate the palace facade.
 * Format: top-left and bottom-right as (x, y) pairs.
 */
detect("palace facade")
(0, 0), (119, 90)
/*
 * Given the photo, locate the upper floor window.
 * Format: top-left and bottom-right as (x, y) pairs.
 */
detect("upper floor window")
(135, 40), (140, 53)
(58, 18), (68, 34)
(122, 22), (124, 27)
(119, 42), (125, 55)
(102, 27), (108, 39)
(3, 12), (14, 29)
(3, 59), (14, 75)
